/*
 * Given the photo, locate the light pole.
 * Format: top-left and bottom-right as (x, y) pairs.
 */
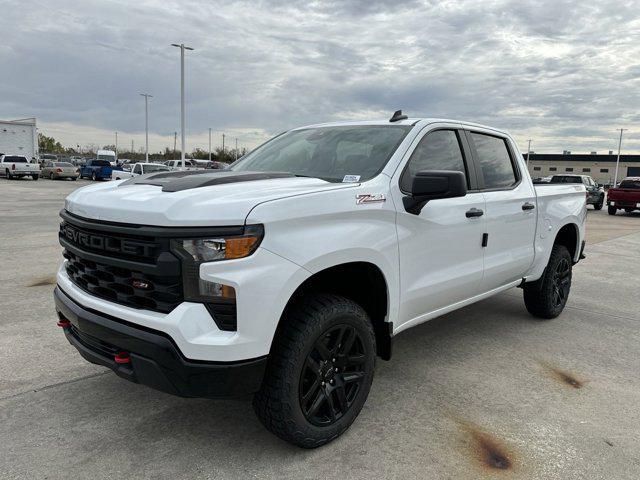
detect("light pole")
(209, 128), (212, 162)
(235, 137), (238, 161)
(526, 139), (532, 168)
(140, 93), (153, 162)
(115, 131), (118, 160)
(614, 128), (627, 187)
(222, 133), (225, 153)
(171, 43), (194, 170)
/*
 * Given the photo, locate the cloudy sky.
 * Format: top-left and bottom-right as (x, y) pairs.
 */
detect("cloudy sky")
(1, 0), (639, 154)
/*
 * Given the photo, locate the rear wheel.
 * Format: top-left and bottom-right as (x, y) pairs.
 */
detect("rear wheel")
(32, 174), (38, 181)
(91, 171), (97, 181)
(6, 169), (12, 179)
(49, 173), (55, 180)
(253, 294), (376, 448)
(594, 198), (603, 210)
(608, 206), (617, 215)
(523, 244), (572, 319)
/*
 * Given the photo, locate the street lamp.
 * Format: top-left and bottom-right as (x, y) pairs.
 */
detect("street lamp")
(171, 43), (194, 170)
(613, 128), (627, 187)
(209, 127), (212, 162)
(139, 93), (153, 162)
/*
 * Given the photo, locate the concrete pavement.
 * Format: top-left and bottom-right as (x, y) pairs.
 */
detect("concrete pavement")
(1, 178), (639, 479)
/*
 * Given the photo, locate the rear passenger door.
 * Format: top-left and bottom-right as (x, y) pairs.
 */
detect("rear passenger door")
(466, 130), (536, 292)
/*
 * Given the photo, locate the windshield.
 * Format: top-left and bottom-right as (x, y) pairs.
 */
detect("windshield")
(619, 179), (640, 189)
(5, 156), (27, 162)
(43, 155), (57, 160)
(145, 165), (170, 173)
(230, 125), (412, 182)
(97, 154), (115, 162)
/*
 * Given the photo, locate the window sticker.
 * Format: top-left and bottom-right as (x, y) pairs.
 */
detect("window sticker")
(342, 175), (361, 183)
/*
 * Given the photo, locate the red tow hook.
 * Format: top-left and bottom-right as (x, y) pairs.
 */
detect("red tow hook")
(114, 351), (131, 364)
(57, 319), (71, 328)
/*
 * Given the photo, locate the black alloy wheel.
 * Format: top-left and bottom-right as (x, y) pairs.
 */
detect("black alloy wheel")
(551, 257), (571, 308)
(300, 324), (367, 426)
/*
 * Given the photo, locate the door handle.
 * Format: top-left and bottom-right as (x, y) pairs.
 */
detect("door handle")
(522, 202), (535, 211)
(465, 208), (484, 218)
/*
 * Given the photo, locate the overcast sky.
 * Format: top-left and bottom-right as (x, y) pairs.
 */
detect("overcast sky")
(1, 0), (639, 154)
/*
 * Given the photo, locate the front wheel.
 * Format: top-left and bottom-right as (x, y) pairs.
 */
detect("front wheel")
(91, 171), (97, 181)
(6, 169), (12, 179)
(253, 294), (376, 448)
(608, 206), (617, 215)
(523, 244), (572, 319)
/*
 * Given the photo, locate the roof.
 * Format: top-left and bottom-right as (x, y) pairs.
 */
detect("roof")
(528, 153), (640, 163)
(294, 118), (510, 135)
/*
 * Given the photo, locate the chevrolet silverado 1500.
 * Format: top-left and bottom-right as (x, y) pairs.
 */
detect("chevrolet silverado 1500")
(54, 114), (586, 448)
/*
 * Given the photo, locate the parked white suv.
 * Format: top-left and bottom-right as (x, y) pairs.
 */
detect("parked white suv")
(54, 114), (586, 448)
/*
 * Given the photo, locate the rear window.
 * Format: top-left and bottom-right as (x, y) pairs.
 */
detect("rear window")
(56, 162), (73, 167)
(619, 179), (640, 189)
(470, 133), (517, 189)
(4, 156), (27, 163)
(92, 160), (111, 166)
(550, 176), (582, 184)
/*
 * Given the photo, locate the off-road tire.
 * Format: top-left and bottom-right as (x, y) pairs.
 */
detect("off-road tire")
(253, 294), (376, 448)
(608, 206), (616, 215)
(523, 244), (572, 319)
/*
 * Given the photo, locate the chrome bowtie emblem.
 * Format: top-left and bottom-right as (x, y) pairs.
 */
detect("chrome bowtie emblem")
(356, 193), (386, 204)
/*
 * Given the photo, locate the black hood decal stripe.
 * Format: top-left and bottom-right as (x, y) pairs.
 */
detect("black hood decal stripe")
(119, 170), (296, 192)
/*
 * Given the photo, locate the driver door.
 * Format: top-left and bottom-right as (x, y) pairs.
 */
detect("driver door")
(390, 125), (486, 330)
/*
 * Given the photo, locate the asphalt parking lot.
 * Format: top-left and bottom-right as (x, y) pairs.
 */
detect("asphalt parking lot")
(1, 178), (639, 479)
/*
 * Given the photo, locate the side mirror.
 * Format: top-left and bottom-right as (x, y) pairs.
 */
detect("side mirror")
(403, 170), (467, 214)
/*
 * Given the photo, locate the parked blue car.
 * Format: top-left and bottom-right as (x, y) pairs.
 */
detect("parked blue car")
(79, 159), (116, 180)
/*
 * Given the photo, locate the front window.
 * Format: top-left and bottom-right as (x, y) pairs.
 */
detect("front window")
(230, 125), (412, 182)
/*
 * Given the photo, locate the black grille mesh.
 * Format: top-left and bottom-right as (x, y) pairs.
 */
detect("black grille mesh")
(63, 250), (182, 313)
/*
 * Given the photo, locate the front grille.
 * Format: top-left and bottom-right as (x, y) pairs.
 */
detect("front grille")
(59, 212), (184, 313)
(63, 250), (183, 313)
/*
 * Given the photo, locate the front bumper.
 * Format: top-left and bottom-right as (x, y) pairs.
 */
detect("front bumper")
(54, 286), (267, 398)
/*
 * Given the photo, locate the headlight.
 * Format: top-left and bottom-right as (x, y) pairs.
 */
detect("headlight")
(171, 224), (264, 304)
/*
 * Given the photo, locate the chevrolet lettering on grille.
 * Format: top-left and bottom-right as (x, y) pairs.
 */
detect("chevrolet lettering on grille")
(61, 223), (156, 258)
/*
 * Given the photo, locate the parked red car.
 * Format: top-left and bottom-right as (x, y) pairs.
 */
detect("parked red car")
(607, 177), (640, 215)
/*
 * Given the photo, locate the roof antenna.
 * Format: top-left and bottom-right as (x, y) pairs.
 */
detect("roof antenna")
(389, 110), (408, 122)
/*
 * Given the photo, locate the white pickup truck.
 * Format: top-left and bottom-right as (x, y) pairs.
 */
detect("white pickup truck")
(1, 154), (40, 180)
(54, 114), (586, 448)
(112, 162), (170, 180)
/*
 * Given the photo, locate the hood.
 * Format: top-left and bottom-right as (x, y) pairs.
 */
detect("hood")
(64, 171), (356, 226)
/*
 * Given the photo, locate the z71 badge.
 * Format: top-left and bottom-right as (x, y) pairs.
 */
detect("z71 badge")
(356, 194), (386, 204)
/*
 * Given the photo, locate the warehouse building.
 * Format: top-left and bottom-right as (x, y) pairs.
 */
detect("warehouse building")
(0, 118), (38, 159)
(526, 152), (640, 185)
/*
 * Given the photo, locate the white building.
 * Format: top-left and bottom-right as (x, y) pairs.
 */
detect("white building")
(0, 118), (38, 159)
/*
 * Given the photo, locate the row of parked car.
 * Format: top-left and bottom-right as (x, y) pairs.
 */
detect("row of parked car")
(532, 173), (640, 215)
(0, 153), (229, 183)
